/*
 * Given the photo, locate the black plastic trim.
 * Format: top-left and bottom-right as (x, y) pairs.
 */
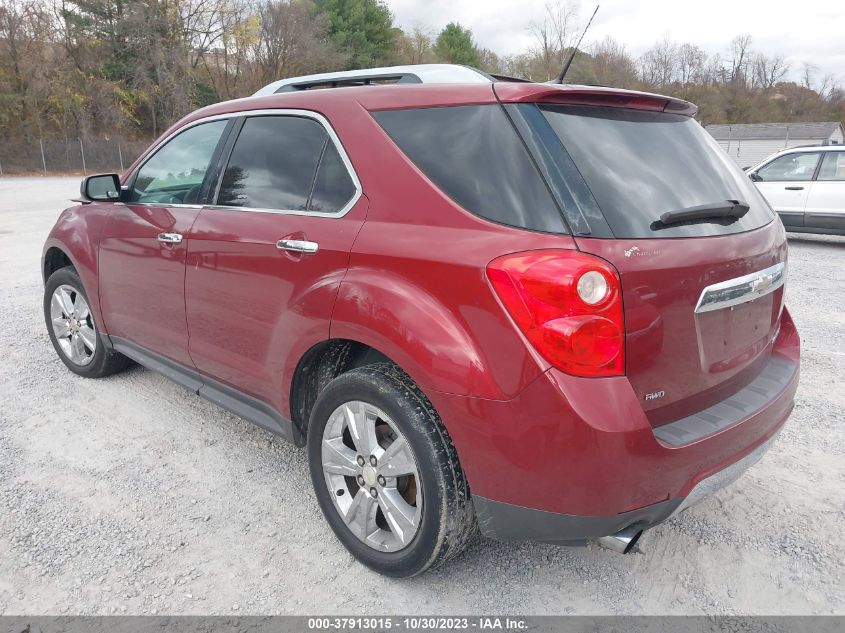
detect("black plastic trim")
(111, 337), (299, 444)
(653, 355), (797, 447)
(473, 496), (681, 544)
(803, 212), (845, 233)
(503, 102), (614, 238)
(777, 210), (804, 228)
(786, 225), (845, 236)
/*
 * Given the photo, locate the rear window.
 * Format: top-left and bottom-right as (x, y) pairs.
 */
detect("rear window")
(541, 105), (775, 238)
(374, 105), (568, 234)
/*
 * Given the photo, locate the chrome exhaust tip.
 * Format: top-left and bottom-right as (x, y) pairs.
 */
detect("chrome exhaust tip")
(596, 526), (643, 554)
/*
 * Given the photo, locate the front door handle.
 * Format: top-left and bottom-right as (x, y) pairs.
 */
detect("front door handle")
(157, 233), (183, 244)
(277, 239), (319, 254)
(784, 186), (804, 191)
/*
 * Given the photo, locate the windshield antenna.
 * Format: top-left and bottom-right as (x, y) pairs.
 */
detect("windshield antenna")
(556, 4), (600, 84)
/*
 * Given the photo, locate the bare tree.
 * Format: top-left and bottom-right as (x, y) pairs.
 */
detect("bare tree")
(476, 47), (503, 74)
(396, 25), (433, 65)
(678, 43), (706, 84)
(528, 0), (579, 81)
(252, 0), (342, 88)
(589, 36), (638, 88)
(199, 5), (257, 100)
(640, 34), (678, 87)
(728, 34), (753, 85)
(179, 0), (244, 71)
(752, 53), (788, 90)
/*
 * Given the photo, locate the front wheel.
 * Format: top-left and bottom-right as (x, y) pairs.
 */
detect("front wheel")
(307, 364), (476, 577)
(44, 267), (130, 378)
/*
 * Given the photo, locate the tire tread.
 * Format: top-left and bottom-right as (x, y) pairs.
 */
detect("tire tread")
(342, 362), (477, 574)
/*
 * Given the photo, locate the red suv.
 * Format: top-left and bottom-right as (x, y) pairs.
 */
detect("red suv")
(42, 65), (799, 577)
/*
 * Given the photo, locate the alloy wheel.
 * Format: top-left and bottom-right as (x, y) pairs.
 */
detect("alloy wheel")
(50, 284), (97, 366)
(320, 400), (422, 552)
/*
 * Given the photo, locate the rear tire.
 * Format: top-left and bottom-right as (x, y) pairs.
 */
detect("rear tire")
(44, 267), (130, 378)
(307, 363), (476, 577)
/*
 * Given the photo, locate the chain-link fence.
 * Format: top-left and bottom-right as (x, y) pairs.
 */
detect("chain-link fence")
(0, 136), (153, 175)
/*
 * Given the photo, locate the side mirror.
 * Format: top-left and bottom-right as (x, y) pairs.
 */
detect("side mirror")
(81, 173), (121, 202)
(748, 172), (762, 182)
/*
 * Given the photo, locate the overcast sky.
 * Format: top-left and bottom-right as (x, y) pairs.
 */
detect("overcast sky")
(388, 0), (845, 85)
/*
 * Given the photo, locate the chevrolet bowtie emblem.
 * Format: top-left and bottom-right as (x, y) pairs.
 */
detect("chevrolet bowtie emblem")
(752, 275), (773, 293)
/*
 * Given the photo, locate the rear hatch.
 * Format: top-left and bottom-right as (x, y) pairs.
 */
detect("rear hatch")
(513, 100), (786, 424)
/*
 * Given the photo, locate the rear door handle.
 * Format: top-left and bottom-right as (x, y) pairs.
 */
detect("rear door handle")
(784, 186), (804, 191)
(157, 233), (183, 244)
(277, 239), (319, 254)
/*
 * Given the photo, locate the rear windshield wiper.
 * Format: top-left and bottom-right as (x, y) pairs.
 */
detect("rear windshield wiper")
(658, 200), (750, 226)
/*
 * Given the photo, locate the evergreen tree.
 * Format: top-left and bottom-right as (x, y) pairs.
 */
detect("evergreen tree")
(433, 22), (480, 66)
(313, 0), (396, 69)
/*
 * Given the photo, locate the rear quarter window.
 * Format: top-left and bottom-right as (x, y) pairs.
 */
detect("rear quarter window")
(373, 105), (568, 234)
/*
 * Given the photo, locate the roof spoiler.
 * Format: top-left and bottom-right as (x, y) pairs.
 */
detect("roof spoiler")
(494, 83), (698, 117)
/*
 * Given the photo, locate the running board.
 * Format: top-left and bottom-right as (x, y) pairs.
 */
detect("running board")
(110, 337), (298, 444)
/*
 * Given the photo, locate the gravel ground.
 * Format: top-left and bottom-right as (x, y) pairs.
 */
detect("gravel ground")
(0, 176), (843, 616)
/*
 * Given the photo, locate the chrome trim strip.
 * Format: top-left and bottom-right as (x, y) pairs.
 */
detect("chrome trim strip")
(694, 262), (786, 314)
(200, 203), (361, 218)
(121, 202), (203, 210)
(127, 108), (363, 219)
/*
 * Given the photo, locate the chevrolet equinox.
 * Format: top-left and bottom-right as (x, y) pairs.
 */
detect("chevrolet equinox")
(42, 64), (800, 577)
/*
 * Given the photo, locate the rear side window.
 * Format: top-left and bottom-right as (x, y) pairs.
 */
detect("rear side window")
(757, 152), (821, 182)
(541, 105), (775, 239)
(215, 115), (357, 214)
(218, 116), (326, 210)
(374, 105), (568, 233)
(817, 152), (845, 181)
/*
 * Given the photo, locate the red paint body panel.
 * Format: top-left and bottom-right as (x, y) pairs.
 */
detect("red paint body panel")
(42, 203), (111, 330)
(185, 198), (368, 415)
(98, 203), (201, 367)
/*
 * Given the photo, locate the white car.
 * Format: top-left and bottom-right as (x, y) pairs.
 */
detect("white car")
(748, 145), (844, 235)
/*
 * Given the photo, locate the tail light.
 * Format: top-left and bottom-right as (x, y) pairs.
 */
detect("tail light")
(486, 250), (625, 377)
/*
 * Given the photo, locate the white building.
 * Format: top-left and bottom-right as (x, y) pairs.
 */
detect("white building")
(705, 122), (845, 168)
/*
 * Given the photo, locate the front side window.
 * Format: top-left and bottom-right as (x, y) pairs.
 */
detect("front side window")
(817, 152), (845, 181)
(217, 115), (355, 213)
(756, 152), (821, 182)
(130, 120), (228, 204)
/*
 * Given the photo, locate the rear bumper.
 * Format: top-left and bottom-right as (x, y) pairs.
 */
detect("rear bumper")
(473, 428), (781, 544)
(429, 308), (799, 543)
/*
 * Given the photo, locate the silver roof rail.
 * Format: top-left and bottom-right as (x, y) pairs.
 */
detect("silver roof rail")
(253, 64), (494, 96)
